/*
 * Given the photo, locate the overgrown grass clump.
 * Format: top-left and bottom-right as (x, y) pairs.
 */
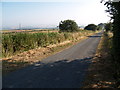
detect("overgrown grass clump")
(2, 30), (95, 57)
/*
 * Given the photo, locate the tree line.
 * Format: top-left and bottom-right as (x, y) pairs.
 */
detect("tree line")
(58, 19), (105, 32)
(58, 19), (114, 32)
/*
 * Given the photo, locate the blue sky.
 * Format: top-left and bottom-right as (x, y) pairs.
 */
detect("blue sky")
(1, 0), (110, 29)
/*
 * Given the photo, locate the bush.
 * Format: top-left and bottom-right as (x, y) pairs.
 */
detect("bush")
(84, 24), (97, 31)
(59, 20), (79, 32)
(105, 22), (113, 32)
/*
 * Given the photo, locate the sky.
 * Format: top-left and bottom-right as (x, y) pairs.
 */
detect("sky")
(1, 0), (110, 29)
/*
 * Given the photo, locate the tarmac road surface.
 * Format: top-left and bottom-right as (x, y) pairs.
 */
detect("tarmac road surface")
(3, 32), (102, 88)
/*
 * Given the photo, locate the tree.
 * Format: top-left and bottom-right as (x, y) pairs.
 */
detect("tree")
(84, 24), (97, 31)
(102, 1), (120, 62)
(105, 22), (113, 32)
(59, 20), (79, 32)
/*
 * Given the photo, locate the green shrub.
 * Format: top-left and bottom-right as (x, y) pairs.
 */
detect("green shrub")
(2, 30), (95, 58)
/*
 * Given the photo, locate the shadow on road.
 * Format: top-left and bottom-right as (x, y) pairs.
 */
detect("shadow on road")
(3, 57), (93, 88)
(87, 36), (101, 38)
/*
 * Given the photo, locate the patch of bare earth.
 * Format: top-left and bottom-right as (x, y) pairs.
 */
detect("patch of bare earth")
(82, 33), (116, 88)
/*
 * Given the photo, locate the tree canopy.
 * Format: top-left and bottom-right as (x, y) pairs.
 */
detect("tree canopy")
(59, 20), (79, 32)
(84, 24), (97, 31)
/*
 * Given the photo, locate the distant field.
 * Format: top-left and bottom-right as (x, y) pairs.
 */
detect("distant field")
(2, 29), (59, 34)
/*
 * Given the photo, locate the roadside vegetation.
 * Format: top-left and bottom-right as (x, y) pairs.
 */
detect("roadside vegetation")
(103, 1), (120, 88)
(2, 30), (96, 58)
